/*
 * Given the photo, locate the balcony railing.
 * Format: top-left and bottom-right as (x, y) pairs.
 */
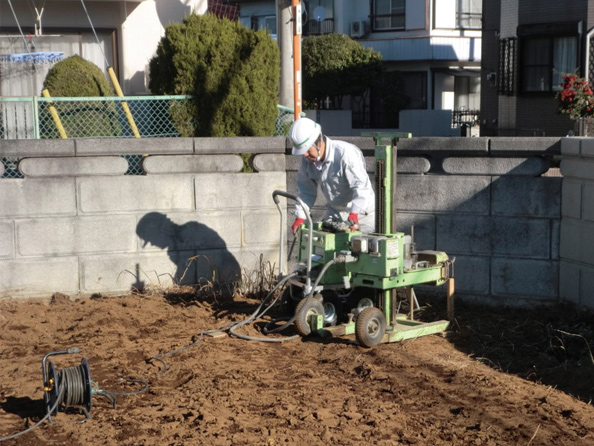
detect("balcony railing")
(457, 12), (482, 29)
(452, 108), (480, 127)
(303, 18), (334, 36)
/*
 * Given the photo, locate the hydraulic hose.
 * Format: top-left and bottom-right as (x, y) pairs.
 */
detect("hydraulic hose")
(228, 272), (301, 342)
(0, 382), (65, 442)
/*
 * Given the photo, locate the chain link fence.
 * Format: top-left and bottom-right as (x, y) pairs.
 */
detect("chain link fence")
(1, 96), (293, 178)
(0, 157), (22, 179)
(1, 95), (196, 139)
(275, 105), (294, 137)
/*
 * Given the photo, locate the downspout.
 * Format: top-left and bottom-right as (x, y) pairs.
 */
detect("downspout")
(585, 26), (594, 82)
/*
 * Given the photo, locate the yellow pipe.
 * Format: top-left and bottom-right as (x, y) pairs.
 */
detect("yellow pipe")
(107, 67), (140, 138)
(41, 89), (68, 139)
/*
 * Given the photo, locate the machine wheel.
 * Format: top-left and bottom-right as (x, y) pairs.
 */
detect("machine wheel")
(294, 295), (325, 336)
(323, 301), (338, 326)
(355, 307), (386, 348)
(281, 284), (302, 314)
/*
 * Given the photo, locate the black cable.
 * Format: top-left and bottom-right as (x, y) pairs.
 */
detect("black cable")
(58, 365), (88, 408)
(0, 381), (65, 442)
(1, 274), (300, 442)
(227, 272), (301, 342)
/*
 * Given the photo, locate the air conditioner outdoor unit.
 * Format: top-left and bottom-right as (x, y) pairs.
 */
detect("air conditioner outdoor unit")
(350, 20), (368, 38)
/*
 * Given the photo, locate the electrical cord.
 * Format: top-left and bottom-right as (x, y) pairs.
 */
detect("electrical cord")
(227, 272), (301, 342)
(58, 366), (88, 408)
(0, 272), (301, 441)
(0, 381), (65, 442)
(145, 271), (300, 376)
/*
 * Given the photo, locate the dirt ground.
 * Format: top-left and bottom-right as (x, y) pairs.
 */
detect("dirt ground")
(1, 286), (594, 446)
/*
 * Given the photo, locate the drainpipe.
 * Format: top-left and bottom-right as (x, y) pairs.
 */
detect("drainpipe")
(586, 26), (594, 82)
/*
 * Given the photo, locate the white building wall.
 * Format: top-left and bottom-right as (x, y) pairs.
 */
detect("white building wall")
(500, 0), (519, 39)
(434, 0), (456, 29)
(0, 0), (208, 96)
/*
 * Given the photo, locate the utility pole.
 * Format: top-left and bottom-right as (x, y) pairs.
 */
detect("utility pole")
(278, 0), (302, 120)
(291, 0), (302, 119)
(277, 0), (293, 108)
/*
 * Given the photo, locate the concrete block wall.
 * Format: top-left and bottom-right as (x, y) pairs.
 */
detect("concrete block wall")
(559, 138), (594, 308)
(0, 137), (287, 299)
(286, 136), (562, 306)
(1, 135), (567, 306)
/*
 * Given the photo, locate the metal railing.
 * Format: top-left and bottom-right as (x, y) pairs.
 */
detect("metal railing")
(275, 105), (294, 137)
(0, 95), (195, 140)
(303, 18), (334, 35)
(452, 108), (480, 127)
(0, 97), (294, 178)
(1, 96), (293, 140)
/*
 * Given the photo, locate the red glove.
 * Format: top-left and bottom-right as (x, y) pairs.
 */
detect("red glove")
(348, 213), (359, 230)
(292, 217), (305, 235)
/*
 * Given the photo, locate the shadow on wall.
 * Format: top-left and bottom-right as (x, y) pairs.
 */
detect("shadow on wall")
(136, 212), (240, 290)
(155, 0), (196, 28)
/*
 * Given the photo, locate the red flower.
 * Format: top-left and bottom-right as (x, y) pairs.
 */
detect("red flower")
(557, 74), (594, 119)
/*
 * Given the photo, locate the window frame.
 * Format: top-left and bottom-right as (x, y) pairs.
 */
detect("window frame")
(499, 37), (518, 96)
(517, 22), (582, 95)
(456, 0), (482, 30)
(520, 35), (578, 94)
(370, 0), (406, 32)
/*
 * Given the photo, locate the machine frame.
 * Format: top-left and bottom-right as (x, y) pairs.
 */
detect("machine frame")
(274, 133), (455, 347)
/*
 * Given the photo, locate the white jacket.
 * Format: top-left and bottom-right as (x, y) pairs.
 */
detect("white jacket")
(295, 136), (375, 230)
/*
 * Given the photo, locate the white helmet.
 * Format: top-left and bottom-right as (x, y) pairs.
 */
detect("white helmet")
(288, 118), (322, 155)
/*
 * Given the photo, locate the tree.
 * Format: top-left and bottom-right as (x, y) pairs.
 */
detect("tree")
(302, 33), (383, 109)
(44, 55), (114, 97)
(42, 55), (120, 137)
(149, 13), (280, 137)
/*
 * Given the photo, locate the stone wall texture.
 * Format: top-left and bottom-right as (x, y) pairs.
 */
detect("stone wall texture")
(0, 137), (287, 298)
(559, 138), (594, 308)
(0, 135), (585, 308)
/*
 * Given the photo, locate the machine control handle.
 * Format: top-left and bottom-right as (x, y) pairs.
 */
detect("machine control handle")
(272, 190), (297, 204)
(272, 190), (311, 215)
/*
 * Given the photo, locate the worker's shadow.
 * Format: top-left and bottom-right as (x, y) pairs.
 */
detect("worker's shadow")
(135, 212), (240, 294)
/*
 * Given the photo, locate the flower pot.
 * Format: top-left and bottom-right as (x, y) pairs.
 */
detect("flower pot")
(575, 117), (594, 136)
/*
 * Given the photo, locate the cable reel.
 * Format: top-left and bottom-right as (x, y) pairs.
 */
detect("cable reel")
(42, 349), (92, 422)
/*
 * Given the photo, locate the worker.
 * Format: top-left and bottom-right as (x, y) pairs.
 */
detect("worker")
(288, 117), (375, 234)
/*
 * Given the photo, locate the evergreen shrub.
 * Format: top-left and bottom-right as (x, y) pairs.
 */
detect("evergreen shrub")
(42, 55), (121, 138)
(149, 13), (280, 138)
(302, 33), (383, 108)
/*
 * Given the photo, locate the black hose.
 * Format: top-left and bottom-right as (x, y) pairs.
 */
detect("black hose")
(228, 272), (301, 342)
(0, 380), (65, 442)
(58, 365), (89, 408)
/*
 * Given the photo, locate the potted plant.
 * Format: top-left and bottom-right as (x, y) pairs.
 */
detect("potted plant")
(557, 74), (594, 136)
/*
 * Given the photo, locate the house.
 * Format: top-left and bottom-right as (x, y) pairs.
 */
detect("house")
(0, 0), (209, 97)
(238, 0), (482, 136)
(480, 0), (592, 137)
(1, 1), (482, 137)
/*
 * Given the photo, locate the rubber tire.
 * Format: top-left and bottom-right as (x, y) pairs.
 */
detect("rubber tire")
(355, 307), (386, 348)
(294, 296), (325, 336)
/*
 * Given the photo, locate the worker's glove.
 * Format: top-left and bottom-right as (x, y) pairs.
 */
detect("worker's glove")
(347, 213), (359, 230)
(292, 217), (305, 235)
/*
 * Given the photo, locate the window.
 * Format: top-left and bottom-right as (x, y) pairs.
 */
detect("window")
(400, 72), (427, 109)
(499, 38), (517, 96)
(454, 76), (480, 110)
(372, 0), (405, 31)
(0, 31), (115, 97)
(303, 0), (334, 35)
(521, 36), (577, 93)
(456, 0), (482, 29)
(252, 16), (277, 34)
